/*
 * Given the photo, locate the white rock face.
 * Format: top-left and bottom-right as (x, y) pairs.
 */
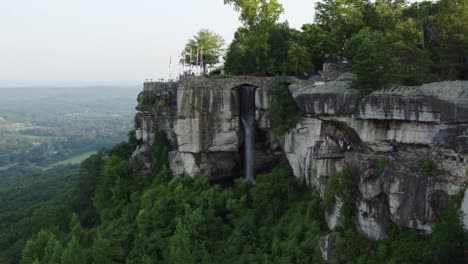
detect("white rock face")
(284, 118), (322, 181)
(132, 76), (468, 243)
(168, 151), (200, 177)
(461, 189), (468, 231)
(356, 198), (387, 240)
(358, 81), (468, 123)
(134, 116), (154, 144)
(208, 130), (238, 152)
(173, 76), (280, 178)
(174, 119), (201, 153)
(352, 119), (445, 147)
(255, 85), (271, 110)
(325, 198), (343, 230)
(384, 163), (463, 233)
(289, 73), (359, 116)
(284, 117), (347, 187)
(359, 167), (382, 200)
(319, 233), (338, 262)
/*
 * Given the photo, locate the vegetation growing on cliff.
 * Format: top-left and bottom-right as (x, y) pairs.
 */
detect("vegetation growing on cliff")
(266, 79), (304, 136)
(6, 130), (463, 264)
(324, 169), (360, 230)
(420, 157), (433, 172)
(322, 169), (466, 263)
(17, 133), (328, 263)
(137, 93), (154, 106)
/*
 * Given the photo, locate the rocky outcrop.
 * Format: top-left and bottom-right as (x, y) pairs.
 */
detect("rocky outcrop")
(133, 76), (285, 178)
(172, 76), (283, 178)
(319, 233), (339, 262)
(130, 82), (178, 171)
(462, 189), (468, 231)
(131, 71), (468, 242)
(280, 75), (467, 239)
(289, 73), (359, 116)
(358, 81), (468, 123)
(345, 151), (462, 236)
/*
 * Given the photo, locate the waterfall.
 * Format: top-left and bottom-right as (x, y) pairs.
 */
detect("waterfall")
(240, 85), (256, 182)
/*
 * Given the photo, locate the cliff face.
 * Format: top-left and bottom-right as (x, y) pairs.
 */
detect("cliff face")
(131, 76), (282, 179)
(131, 82), (178, 171)
(131, 72), (468, 241)
(288, 75), (467, 239)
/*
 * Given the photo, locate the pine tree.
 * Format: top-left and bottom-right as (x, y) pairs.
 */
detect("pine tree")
(42, 235), (63, 264)
(61, 236), (86, 264)
(92, 232), (114, 264)
(21, 230), (53, 264)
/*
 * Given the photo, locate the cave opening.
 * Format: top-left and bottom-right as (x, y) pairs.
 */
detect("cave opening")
(240, 84), (257, 183)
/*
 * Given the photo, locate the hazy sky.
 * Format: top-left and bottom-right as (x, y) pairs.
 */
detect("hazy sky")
(0, 0), (317, 85)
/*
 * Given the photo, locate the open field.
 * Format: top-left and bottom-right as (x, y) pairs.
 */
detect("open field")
(22, 135), (51, 140)
(41, 151), (97, 170)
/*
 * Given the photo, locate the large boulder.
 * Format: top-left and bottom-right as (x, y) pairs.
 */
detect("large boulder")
(289, 73), (359, 116)
(346, 152), (463, 235)
(358, 81), (468, 123)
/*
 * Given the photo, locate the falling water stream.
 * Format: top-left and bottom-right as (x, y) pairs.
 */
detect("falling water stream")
(240, 85), (256, 182)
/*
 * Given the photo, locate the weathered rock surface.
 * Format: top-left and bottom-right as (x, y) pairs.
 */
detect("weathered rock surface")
(289, 73), (359, 116)
(462, 189), (468, 231)
(358, 81), (468, 123)
(325, 198), (343, 230)
(131, 71), (468, 243)
(133, 76), (284, 178)
(285, 75), (467, 239)
(319, 233), (339, 262)
(356, 196), (388, 241)
(130, 82), (178, 171)
(381, 160), (461, 232)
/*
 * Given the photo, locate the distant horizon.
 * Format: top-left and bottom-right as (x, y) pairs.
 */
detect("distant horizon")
(0, 80), (144, 88)
(0, 0), (426, 84)
(0, 0), (316, 83)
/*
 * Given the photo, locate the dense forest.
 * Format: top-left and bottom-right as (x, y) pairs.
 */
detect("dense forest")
(0, 85), (137, 262)
(9, 131), (465, 264)
(223, 0), (467, 94)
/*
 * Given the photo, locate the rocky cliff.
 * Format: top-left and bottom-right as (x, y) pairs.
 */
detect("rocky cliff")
(131, 70), (468, 241)
(131, 76), (283, 180)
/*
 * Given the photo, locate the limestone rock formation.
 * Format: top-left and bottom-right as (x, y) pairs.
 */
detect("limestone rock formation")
(130, 70), (468, 242)
(286, 74), (467, 239)
(358, 81), (468, 123)
(319, 233), (339, 262)
(132, 76), (284, 179)
(289, 73), (359, 116)
(130, 82), (178, 172)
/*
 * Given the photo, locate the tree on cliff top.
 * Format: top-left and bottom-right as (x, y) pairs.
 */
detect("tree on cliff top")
(223, 0), (288, 76)
(224, 0), (284, 30)
(182, 29), (225, 75)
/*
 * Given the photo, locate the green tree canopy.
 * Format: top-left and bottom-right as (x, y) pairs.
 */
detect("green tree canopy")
(315, 0), (366, 56)
(223, 0), (291, 76)
(182, 29), (225, 74)
(224, 0), (284, 29)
